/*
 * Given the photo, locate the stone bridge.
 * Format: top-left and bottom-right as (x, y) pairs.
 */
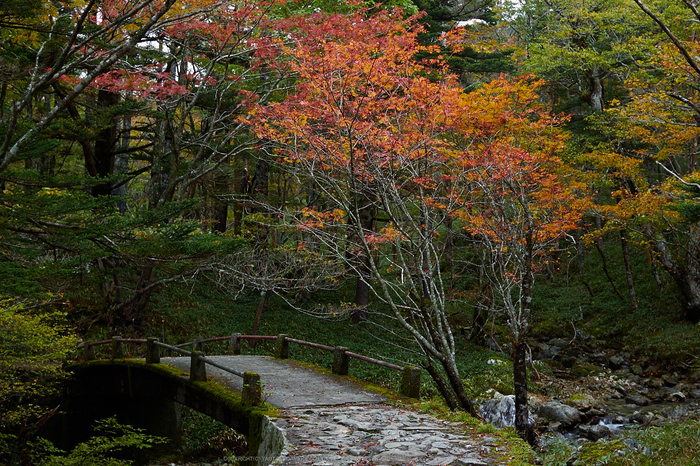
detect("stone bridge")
(57, 336), (507, 465)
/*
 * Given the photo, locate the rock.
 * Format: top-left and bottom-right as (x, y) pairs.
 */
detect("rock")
(591, 352), (609, 365)
(646, 377), (664, 389)
(630, 364), (644, 376)
(662, 374), (679, 387)
(578, 424), (611, 441)
(622, 437), (651, 456)
(585, 408), (606, 419)
(689, 368), (700, 383)
(612, 384), (628, 396)
(479, 392), (534, 428)
(567, 393), (597, 411)
(690, 388), (700, 399)
(630, 411), (653, 424)
(608, 355), (626, 369)
(611, 415), (627, 424)
(625, 394), (651, 406)
(538, 346), (562, 360)
(537, 401), (582, 428)
(456, 457), (489, 466)
(667, 405), (690, 420)
(571, 361), (601, 378)
(549, 338), (568, 347)
(669, 391), (686, 402)
(373, 448), (427, 464)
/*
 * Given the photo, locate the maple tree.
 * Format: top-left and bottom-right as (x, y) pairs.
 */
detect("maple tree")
(246, 7), (587, 428)
(247, 7), (482, 414)
(453, 75), (587, 439)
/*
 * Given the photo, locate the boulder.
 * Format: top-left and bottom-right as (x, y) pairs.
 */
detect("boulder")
(478, 391), (534, 429)
(537, 401), (582, 428)
(625, 394), (651, 406)
(668, 391), (686, 403)
(608, 355), (626, 369)
(662, 374), (679, 387)
(645, 377), (664, 389)
(567, 393), (598, 412)
(538, 345), (562, 360)
(571, 361), (601, 378)
(591, 352), (609, 365)
(689, 368), (700, 383)
(578, 424), (611, 441)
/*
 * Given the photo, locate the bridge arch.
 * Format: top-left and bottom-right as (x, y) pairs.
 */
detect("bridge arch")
(54, 360), (284, 466)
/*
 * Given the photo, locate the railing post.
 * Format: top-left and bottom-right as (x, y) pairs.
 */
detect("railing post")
(229, 333), (241, 355)
(275, 334), (289, 359)
(83, 341), (95, 361)
(146, 337), (160, 364)
(400, 365), (421, 399)
(194, 338), (203, 352)
(111, 336), (123, 359)
(190, 351), (207, 382)
(242, 372), (262, 407)
(332, 346), (349, 375)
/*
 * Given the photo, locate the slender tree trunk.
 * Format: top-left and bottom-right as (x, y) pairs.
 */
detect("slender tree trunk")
(620, 229), (639, 311)
(91, 90), (120, 196)
(445, 216), (455, 290)
(589, 67), (604, 112)
(513, 340), (534, 443)
(594, 219), (624, 300)
(250, 291), (269, 348)
(232, 157), (249, 236)
(351, 193), (375, 322)
(441, 357), (479, 417)
(655, 229), (700, 323)
(422, 357), (459, 411)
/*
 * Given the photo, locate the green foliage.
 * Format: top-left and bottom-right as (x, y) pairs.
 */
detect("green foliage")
(0, 303), (76, 429)
(177, 407), (247, 461)
(671, 180), (700, 224)
(33, 417), (167, 466)
(607, 421), (700, 466)
(540, 438), (576, 466)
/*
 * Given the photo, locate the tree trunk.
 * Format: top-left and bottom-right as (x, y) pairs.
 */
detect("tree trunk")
(513, 340), (534, 443)
(594, 220), (624, 300)
(351, 192), (375, 322)
(91, 90), (120, 196)
(445, 215), (455, 290)
(655, 229), (700, 323)
(441, 356), (479, 417)
(250, 291), (269, 348)
(620, 229), (639, 311)
(422, 357), (459, 411)
(588, 67), (604, 113)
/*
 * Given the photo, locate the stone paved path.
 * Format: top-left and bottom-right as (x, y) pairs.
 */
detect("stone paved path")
(161, 356), (508, 465)
(274, 404), (502, 466)
(161, 355), (387, 408)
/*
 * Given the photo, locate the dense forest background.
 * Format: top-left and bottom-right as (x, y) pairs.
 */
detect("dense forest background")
(2, 0), (700, 462)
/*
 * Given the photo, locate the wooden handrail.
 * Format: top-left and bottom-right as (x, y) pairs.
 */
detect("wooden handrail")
(345, 351), (404, 371)
(80, 334), (406, 372)
(76, 333), (420, 399)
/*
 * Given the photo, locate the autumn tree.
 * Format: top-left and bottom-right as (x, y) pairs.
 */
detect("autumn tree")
(595, 0), (700, 322)
(246, 8), (484, 414)
(455, 77), (587, 439)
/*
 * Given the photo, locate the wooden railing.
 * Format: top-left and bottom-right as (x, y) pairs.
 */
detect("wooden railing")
(78, 333), (421, 400)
